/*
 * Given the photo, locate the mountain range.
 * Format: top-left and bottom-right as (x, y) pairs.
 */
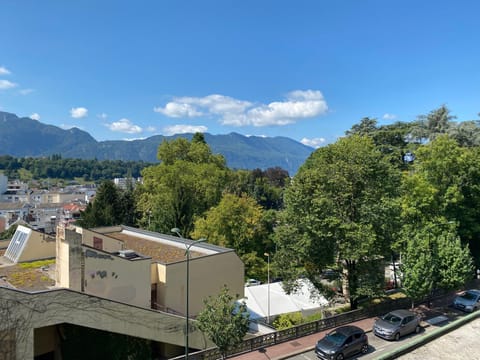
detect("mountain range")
(0, 111), (314, 175)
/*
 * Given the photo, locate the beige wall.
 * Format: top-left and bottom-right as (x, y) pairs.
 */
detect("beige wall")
(40, 192), (84, 204)
(84, 247), (151, 308)
(162, 251), (244, 316)
(81, 228), (124, 253)
(18, 230), (56, 263)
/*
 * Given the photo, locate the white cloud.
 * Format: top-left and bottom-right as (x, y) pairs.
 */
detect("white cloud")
(19, 88), (34, 95)
(244, 90), (328, 126)
(154, 102), (203, 118)
(382, 113), (396, 120)
(300, 137), (326, 148)
(0, 80), (17, 89)
(145, 126), (157, 132)
(107, 118), (143, 134)
(30, 113), (40, 121)
(97, 113), (108, 120)
(163, 124), (208, 136)
(0, 66), (10, 75)
(154, 90), (328, 127)
(70, 107), (88, 118)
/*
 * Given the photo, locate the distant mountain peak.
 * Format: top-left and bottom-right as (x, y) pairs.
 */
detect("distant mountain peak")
(0, 111), (313, 174)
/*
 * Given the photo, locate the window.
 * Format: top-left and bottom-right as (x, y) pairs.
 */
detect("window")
(93, 237), (103, 250)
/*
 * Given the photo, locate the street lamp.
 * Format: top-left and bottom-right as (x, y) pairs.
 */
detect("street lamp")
(171, 228), (207, 359)
(264, 252), (270, 324)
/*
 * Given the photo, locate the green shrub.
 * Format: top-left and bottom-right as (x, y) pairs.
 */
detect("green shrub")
(273, 312), (304, 330)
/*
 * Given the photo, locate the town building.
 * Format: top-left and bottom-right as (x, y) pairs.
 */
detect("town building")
(0, 224), (244, 359)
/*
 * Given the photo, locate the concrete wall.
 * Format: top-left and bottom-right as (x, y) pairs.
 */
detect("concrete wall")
(83, 247), (151, 308)
(163, 251), (244, 316)
(0, 286), (213, 360)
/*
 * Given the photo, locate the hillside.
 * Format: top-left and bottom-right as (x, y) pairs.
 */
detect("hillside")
(0, 111), (314, 174)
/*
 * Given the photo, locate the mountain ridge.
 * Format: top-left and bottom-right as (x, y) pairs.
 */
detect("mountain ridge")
(0, 111), (314, 174)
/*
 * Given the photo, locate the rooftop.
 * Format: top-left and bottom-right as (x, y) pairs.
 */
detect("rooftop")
(91, 226), (231, 264)
(108, 231), (205, 263)
(0, 258), (56, 291)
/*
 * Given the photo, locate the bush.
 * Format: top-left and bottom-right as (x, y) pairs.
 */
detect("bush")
(273, 312), (304, 330)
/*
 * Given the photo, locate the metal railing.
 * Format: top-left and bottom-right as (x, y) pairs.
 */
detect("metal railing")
(171, 296), (413, 360)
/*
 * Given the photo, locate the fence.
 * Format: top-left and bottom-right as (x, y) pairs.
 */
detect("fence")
(172, 296), (412, 360)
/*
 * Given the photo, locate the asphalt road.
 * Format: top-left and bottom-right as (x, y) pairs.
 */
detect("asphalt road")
(285, 310), (477, 360)
(285, 329), (428, 360)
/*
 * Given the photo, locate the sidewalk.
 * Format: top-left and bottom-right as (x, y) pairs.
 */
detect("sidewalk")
(229, 292), (459, 360)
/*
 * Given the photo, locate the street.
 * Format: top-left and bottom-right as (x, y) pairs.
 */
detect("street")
(285, 309), (479, 360)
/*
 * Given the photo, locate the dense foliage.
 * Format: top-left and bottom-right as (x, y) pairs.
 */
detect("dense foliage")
(0, 154), (151, 182)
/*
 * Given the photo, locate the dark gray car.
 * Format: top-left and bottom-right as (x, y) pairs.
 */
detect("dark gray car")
(373, 309), (421, 341)
(315, 325), (368, 360)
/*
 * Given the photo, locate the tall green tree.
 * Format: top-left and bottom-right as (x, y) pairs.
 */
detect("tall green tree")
(401, 221), (473, 307)
(196, 285), (249, 360)
(275, 136), (401, 309)
(400, 135), (480, 265)
(136, 134), (229, 235)
(77, 180), (125, 228)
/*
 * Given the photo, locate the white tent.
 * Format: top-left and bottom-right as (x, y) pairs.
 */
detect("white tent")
(240, 279), (329, 320)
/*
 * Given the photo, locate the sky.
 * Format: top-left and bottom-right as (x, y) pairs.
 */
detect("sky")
(1, 1), (479, 148)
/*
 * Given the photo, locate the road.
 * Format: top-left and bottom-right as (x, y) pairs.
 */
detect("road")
(286, 329), (427, 360)
(285, 311), (480, 360)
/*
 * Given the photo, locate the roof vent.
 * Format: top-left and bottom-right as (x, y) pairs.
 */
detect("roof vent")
(118, 249), (138, 259)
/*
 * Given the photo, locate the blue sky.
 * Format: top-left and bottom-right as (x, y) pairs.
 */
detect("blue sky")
(1, 1), (479, 148)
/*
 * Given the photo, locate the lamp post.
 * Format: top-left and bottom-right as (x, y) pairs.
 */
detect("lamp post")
(171, 228), (207, 360)
(264, 252), (270, 324)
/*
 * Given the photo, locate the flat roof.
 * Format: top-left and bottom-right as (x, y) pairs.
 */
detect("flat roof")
(0, 258), (56, 291)
(95, 226), (231, 264)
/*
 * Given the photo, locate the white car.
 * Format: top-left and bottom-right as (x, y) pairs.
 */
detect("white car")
(245, 279), (262, 287)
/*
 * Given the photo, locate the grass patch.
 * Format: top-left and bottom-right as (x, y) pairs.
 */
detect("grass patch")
(19, 259), (55, 269)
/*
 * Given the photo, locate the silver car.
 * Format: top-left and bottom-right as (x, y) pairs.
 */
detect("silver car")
(373, 309), (421, 341)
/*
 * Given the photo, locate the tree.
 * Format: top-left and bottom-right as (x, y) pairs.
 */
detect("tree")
(226, 167), (289, 211)
(345, 117), (378, 137)
(448, 120), (480, 147)
(196, 285), (249, 359)
(274, 135), (401, 309)
(191, 193), (274, 279)
(77, 181), (124, 228)
(411, 105), (456, 142)
(400, 135), (480, 265)
(401, 221), (473, 308)
(137, 135), (229, 235)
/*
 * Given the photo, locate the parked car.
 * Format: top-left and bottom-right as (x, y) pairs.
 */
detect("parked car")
(373, 309), (421, 341)
(315, 325), (368, 360)
(245, 279), (261, 287)
(453, 289), (480, 312)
